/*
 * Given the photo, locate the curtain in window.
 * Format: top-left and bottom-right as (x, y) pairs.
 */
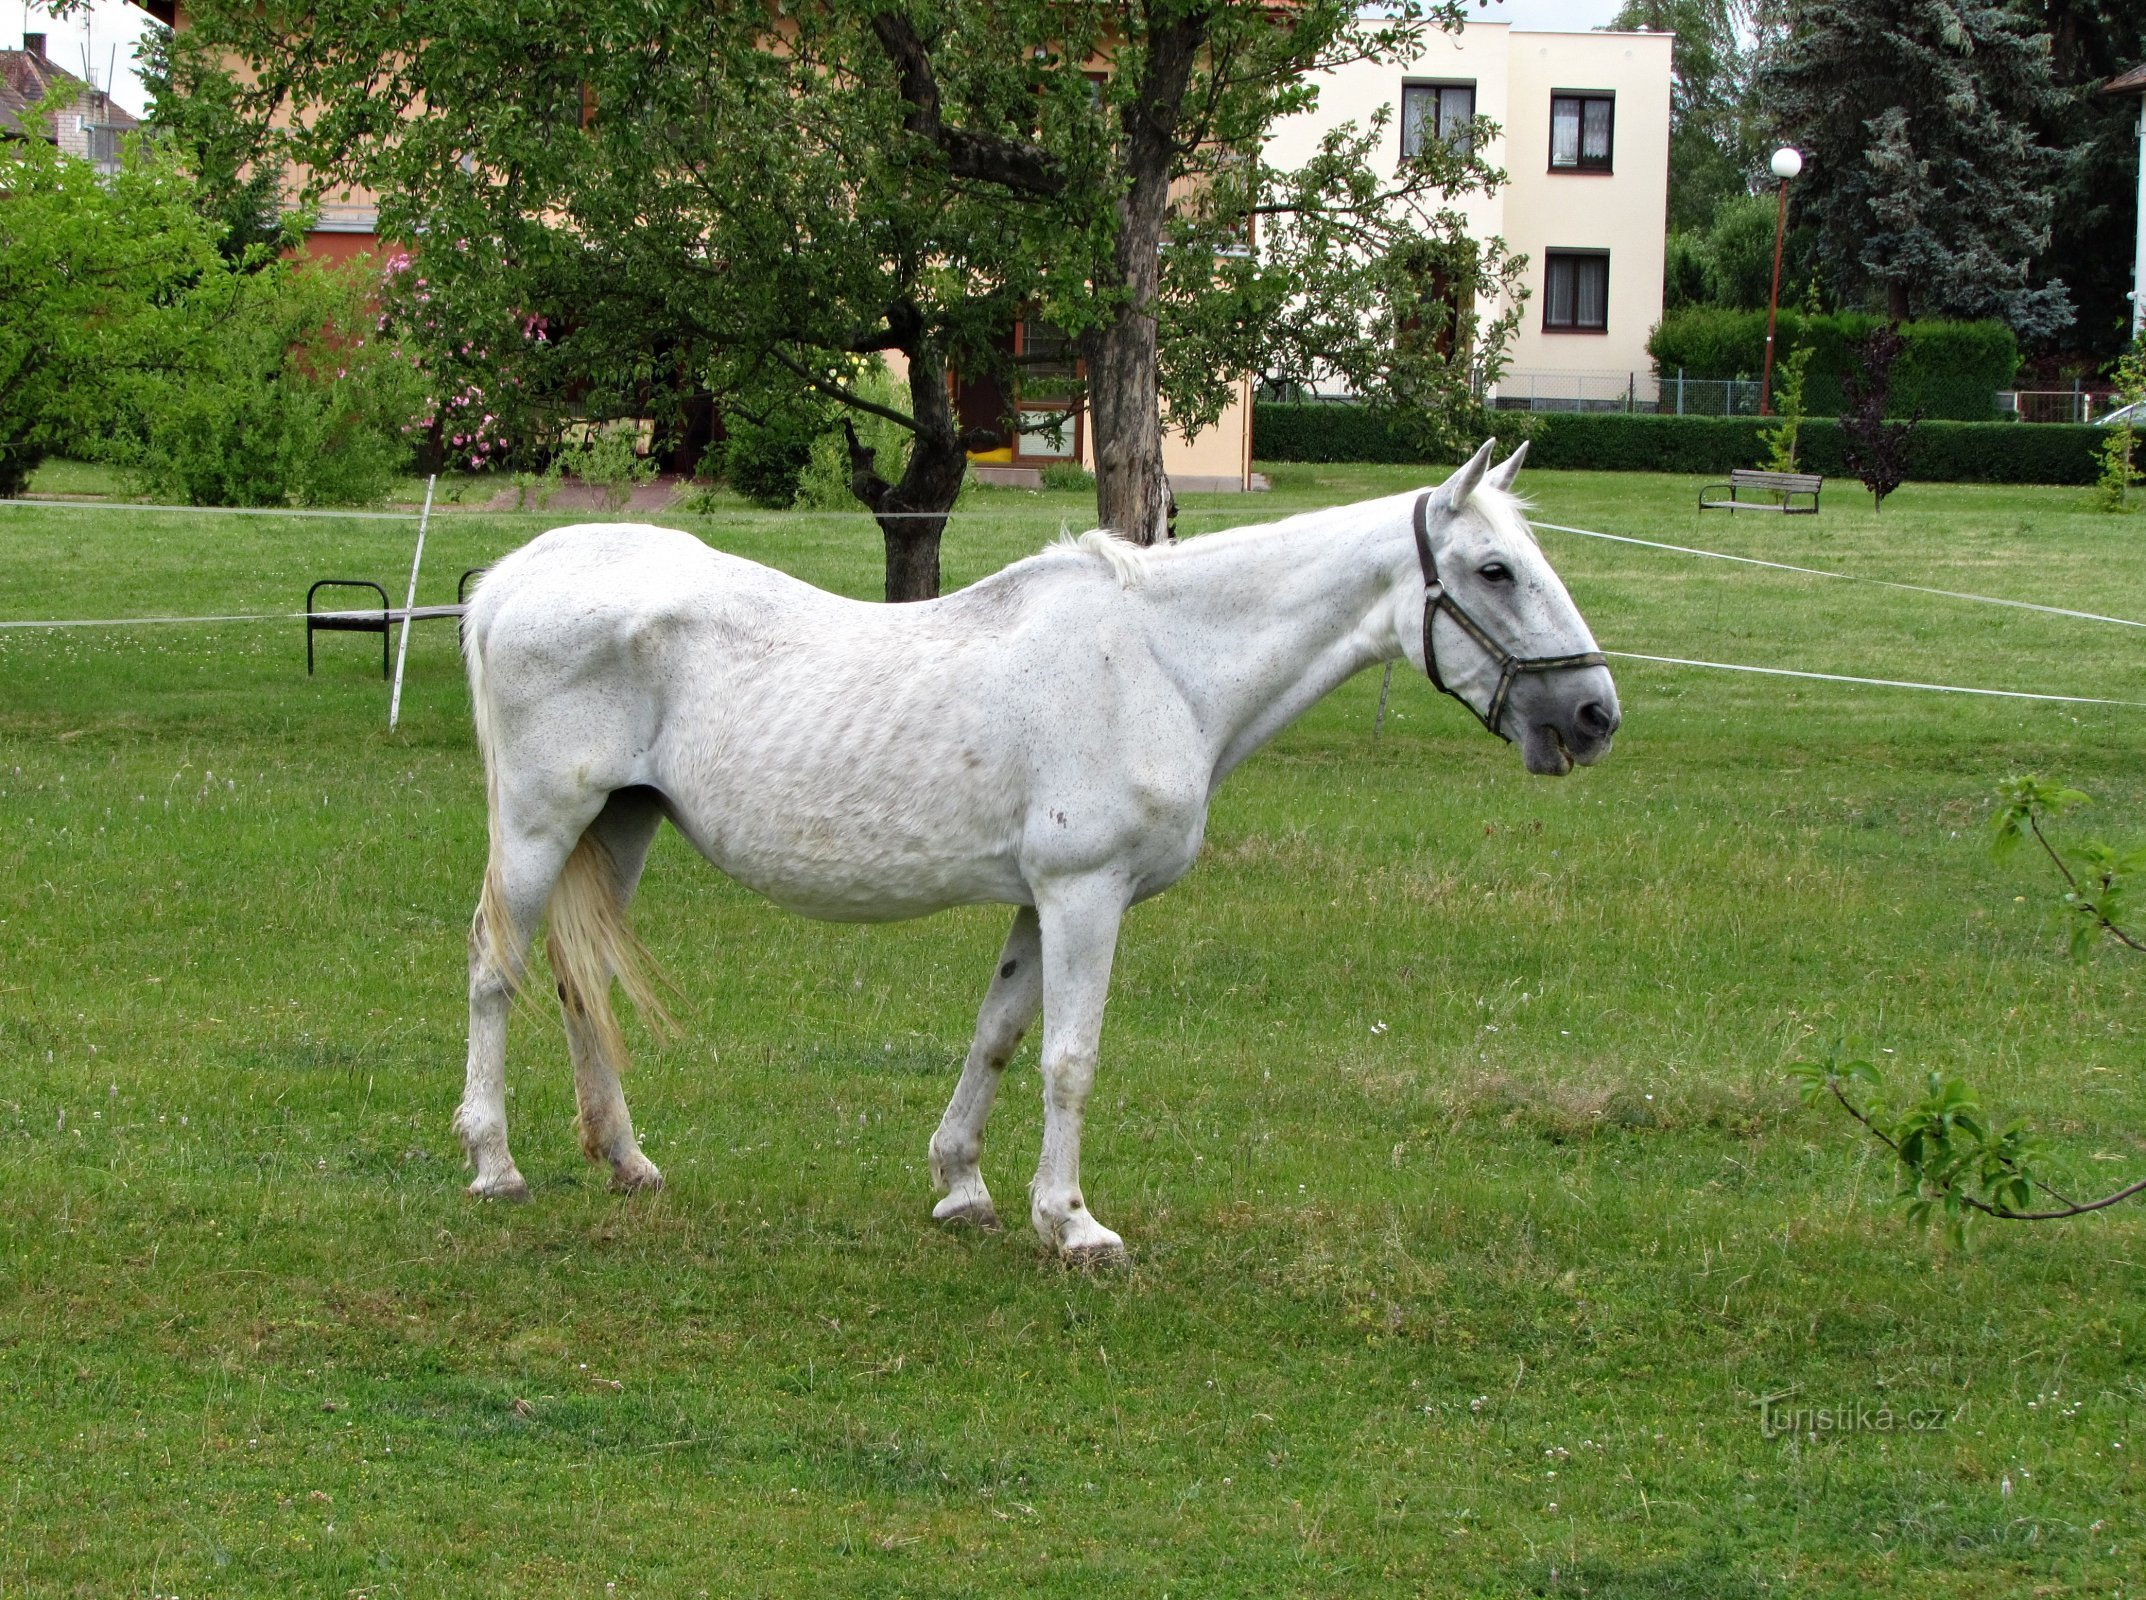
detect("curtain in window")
(1551, 99), (1581, 167)
(1582, 98), (1612, 164)
(1437, 86), (1474, 148)
(1576, 257), (1607, 328)
(1546, 258), (1576, 326)
(1401, 85), (1432, 157)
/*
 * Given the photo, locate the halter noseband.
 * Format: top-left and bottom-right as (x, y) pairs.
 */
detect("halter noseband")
(1411, 489), (1607, 741)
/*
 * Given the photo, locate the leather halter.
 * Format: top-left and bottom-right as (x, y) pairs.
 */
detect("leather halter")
(1411, 489), (1608, 741)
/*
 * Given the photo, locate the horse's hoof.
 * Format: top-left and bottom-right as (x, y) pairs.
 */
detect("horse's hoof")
(468, 1171), (530, 1203)
(933, 1194), (1001, 1230)
(610, 1156), (665, 1195)
(1049, 1213), (1128, 1267)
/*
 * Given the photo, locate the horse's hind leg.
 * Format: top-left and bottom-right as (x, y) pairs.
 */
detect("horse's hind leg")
(930, 907), (1042, 1229)
(458, 806), (595, 1201)
(556, 787), (667, 1194)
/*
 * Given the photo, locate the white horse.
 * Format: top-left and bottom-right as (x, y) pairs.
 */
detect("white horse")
(454, 439), (1618, 1261)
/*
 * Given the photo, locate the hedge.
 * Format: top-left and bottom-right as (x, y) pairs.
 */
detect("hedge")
(1251, 404), (2104, 485)
(1647, 309), (2018, 421)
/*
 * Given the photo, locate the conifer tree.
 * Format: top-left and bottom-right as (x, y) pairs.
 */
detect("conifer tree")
(1757, 0), (2072, 339)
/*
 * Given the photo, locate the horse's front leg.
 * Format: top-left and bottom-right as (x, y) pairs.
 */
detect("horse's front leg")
(931, 906), (1042, 1229)
(1030, 876), (1132, 1264)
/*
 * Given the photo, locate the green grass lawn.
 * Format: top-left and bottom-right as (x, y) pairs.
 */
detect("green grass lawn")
(2, 467), (2142, 1596)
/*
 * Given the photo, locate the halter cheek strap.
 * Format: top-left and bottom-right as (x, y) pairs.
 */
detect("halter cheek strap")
(1411, 489), (1608, 741)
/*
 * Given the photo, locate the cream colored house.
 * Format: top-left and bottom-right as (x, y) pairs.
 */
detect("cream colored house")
(1266, 20), (1674, 411)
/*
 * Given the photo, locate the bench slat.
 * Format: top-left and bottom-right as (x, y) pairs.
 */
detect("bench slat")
(1728, 469), (1824, 490)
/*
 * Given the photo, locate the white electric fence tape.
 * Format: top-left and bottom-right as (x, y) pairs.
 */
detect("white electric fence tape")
(1529, 520), (2146, 632)
(1, 508), (2141, 711)
(1603, 652), (2146, 709)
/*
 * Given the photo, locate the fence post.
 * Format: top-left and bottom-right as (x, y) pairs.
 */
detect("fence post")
(1677, 367), (1685, 416)
(1627, 372), (1635, 413)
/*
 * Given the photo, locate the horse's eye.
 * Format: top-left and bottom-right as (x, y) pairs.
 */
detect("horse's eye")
(1479, 562), (1513, 583)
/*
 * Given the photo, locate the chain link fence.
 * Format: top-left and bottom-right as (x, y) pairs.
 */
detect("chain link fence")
(1489, 370), (2103, 423)
(2000, 390), (2119, 425)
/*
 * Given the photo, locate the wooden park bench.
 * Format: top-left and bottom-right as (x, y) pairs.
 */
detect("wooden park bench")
(1698, 468), (1823, 515)
(306, 567), (487, 677)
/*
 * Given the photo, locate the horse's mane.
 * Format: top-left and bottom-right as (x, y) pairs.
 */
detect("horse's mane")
(1048, 526), (1153, 589)
(1037, 477), (1535, 591)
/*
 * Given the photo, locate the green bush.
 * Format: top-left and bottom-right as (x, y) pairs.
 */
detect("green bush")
(125, 258), (423, 507)
(553, 420), (655, 509)
(1648, 309), (2017, 421)
(1520, 413), (1768, 474)
(1663, 232), (1709, 312)
(790, 364), (913, 511)
(1252, 402), (1423, 465)
(1253, 403), (2104, 485)
(1694, 193), (1782, 312)
(1, 117), (221, 496)
(723, 398), (829, 509)
(1039, 460), (1096, 493)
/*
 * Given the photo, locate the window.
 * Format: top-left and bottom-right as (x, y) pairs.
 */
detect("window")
(1401, 81), (1475, 160)
(83, 123), (125, 168)
(1543, 252), (1609, 332)
(1549, 93), (1614, 172)
(1013, 315), (1083, 461)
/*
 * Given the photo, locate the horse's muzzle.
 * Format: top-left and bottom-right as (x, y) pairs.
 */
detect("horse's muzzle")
(1514, 672), (1620, 776)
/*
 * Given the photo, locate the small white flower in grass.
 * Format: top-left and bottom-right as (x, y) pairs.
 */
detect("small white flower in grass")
(1370, 1021), (1387, 1035)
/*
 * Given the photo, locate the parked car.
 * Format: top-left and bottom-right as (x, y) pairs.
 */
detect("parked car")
(2099, 398), (2146, 427)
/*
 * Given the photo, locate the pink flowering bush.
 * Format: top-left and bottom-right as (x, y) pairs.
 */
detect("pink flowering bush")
(376, 247), (552, 473)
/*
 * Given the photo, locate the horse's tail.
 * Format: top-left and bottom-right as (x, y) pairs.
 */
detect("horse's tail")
(464, 587), (527, 990)
(465, 582), (672, 1057)
(544, 828), (674, 1068)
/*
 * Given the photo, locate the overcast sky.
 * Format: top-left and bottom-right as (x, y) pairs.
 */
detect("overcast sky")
(4, 0), (1637, 124)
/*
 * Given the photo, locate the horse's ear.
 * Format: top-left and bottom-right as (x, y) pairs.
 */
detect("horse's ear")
(1485, 439), (1529, 492)
(1439, 438), (1497, 512)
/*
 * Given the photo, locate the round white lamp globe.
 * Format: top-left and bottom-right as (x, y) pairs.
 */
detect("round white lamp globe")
(1770, 146), (1804, 181)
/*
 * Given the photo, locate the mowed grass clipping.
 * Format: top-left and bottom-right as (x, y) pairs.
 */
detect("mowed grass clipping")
(2, 467), (2143, 1596)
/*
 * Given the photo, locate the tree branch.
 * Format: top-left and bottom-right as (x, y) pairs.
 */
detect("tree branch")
(2028, 811), (2146, 953)
(1824, 1075), (2146, 1221)
(868, 11), (1065, 197)
(766, 347), (922, 435)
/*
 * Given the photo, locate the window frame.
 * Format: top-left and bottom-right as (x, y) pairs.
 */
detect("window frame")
(1548, 91), (1615, 174)
(1399, 79), (1478, 162)
(1008, 315), (1085, 464)
(1542, 250), (1611, 334)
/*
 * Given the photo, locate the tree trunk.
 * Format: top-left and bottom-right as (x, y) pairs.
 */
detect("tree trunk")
(881, 520), (943, 602)
(0, 439), (40, 500)
(1083, 8), (1209, 546)
(1088, 318), (1176, 545)
(845, 338), (983, 603)
(1887, 279), (1911, 322)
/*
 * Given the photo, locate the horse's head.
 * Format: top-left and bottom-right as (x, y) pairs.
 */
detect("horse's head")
(1402, 439), (1620, 776)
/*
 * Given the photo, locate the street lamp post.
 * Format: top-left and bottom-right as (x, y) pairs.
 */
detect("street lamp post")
(1759, 145), (1803, 418)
